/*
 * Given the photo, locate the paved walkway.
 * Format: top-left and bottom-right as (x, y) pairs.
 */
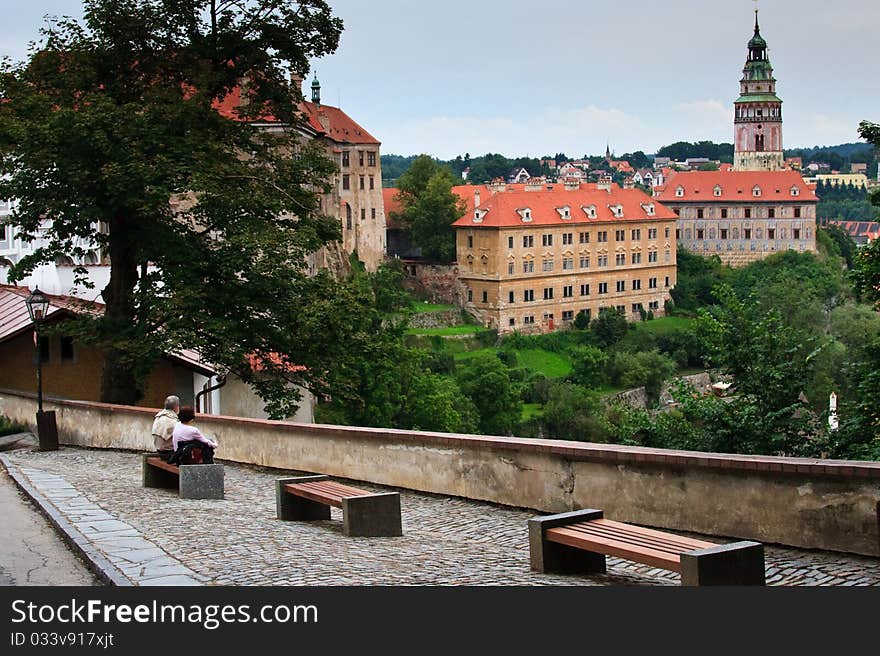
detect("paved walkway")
(0, 465), (98, 586)
(3, 447), (880, 586)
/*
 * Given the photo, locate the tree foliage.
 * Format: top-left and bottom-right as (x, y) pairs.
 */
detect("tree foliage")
(455, 354), (520, 436)
(393, 155), (464, 262)
(0, 0), (353, 412)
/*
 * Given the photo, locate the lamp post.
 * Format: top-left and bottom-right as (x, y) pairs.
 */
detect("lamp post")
(24, 287), (58, 451)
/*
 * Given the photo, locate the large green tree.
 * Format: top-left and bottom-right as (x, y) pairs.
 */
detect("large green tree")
(0, 1), (352, 412)
(393, 155), (464, 262)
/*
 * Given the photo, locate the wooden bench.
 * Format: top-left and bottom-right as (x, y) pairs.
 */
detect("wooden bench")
(142, 453), (224, 500)
(275, 475), (402, 537)
(529, 509), (765, 586)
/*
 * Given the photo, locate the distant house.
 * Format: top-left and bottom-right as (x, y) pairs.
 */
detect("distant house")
(0, 285), (314, 422)
(461, 167), (470, 181)
(850, 163), (867, 174)
(610, 160), (635, 174)
(785, 157), (803, 170)
(653, 157), (671, 169)
(541, 159), (557, 170)
(508, 167), (531, 184)
(557, 162), (586, 182)
(821, 219), (880, 245)
(815, 173), (869, 189)
(633, 169), (655, 187)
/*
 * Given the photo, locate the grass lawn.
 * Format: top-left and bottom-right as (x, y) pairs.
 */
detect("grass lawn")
(406, 325), (487, 336)
(515, 349), (572, 378)
(521, 403), (543, 421)
(453, 347), (497, 361)
(410, 301), (456, 314)
(632, 316), (695, 335)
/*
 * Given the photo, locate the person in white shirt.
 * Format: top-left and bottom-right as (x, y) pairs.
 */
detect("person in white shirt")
(171, 406), (219, 464)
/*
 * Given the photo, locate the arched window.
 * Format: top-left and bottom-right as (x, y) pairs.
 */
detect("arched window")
(345, 204), (353, 229)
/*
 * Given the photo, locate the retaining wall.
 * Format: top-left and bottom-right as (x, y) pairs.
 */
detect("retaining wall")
(2, 389), (878, 557)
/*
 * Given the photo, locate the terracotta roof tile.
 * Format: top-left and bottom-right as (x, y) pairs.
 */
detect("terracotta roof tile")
(654, 170), (817, 202)
(451, 183), (676, 228)
(214, 87), (379, 144)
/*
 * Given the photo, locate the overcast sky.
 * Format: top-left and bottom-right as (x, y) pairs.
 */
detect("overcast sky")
(3, 1), (878, 158)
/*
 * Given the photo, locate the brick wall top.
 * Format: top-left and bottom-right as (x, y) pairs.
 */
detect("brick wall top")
(4, 389), (878, 480)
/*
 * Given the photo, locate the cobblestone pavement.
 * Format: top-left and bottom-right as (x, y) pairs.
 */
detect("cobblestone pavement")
(4, 447), (880, 586)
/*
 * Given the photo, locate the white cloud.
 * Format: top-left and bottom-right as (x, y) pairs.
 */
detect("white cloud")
(676, 99), (734, 127)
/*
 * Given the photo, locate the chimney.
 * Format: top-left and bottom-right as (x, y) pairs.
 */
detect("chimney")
(289, 69), (304, 98)
(597, 176), (612, 193)
(474, 189), (481, 208)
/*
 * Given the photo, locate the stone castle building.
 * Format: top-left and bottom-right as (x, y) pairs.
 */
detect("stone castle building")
(1, 74), (387, 298)
(733, 11), (784, 172)
(219, 74), (386, 273)
(452, 182), (677, 333)
(655, 10), (818, 266)
(654, 170), (817, 266)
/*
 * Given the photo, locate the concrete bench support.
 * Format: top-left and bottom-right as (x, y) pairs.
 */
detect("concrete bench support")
(142, 453), (224, 500)
(680, 541), (766, 586)
(528, 509), (607, 575)
(342, 493), (402, 537)
(179, 464), (224, 500)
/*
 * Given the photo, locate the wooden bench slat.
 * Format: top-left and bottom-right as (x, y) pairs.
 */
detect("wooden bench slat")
(284, 483), (345, 508)
(564, 520), (715, 554)
(146, 457), (180, 475)
(589, 519), (716, 550)
(562, 525), (699, 557)
(301, 481), (371, 498)
(547, 526), (684, 572)
(283, 480), (374, 509)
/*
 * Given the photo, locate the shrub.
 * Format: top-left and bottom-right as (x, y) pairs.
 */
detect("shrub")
(0, 415), (28, 437)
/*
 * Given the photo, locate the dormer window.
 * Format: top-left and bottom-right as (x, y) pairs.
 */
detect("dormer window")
(518, 208), (532, 222)
(641, 203), (655, 216)
(582, 205), (597, 219)
(790, 186), (800, 197)
(608, 204), (624, 218)
(675, 186), (684, 197)
(473, 210), (484, 223)
(753, 186), (762, 198)
(557, 206), (571, 220)
(713, 185), (722, 197)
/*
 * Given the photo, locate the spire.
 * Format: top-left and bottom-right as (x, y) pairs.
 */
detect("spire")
(311, 72), (321, 105)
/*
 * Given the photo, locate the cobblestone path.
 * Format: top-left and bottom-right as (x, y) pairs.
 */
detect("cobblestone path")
(5, 448), (880, 586)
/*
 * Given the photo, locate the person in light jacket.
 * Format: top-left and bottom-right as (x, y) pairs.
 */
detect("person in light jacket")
(151, 395), (179, 453)
(171, 406), (219, 464)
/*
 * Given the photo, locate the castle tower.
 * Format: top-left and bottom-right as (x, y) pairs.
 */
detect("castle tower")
(311, 73), (321, 105)
(733, 10), (784, 171)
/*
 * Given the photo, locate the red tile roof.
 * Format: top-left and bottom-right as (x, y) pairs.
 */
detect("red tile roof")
(383, 188), (404, 229)
(451, 183), (676, 228)
(654, 170), (817, 203)
(0, 285), (216, 376)
(825, 220), (880, 243)
(0, 285), (99, 343)
(214, 86), (379, 144)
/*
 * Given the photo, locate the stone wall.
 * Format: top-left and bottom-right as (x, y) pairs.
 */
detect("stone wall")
(407, 309), (462, 330)
(401, 262), (467, 305)
(2, 389), (878, 557)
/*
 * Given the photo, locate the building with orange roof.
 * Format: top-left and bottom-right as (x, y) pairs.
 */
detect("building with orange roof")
(452, 182), (677, 333)
(217, 74), (386, 272)
(654, 170), (817, 266)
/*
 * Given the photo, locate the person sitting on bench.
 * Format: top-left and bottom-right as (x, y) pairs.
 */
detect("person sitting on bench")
(170, 406), (219, 465)
(151, 395), (179, 455)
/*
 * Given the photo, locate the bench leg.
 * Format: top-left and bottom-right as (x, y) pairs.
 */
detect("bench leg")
(276, 476), (331, 521)
(342, 493), (402, 537)
(679, 541), (766, 586)
(528, 509), (607, 575)
(179, 464), (224, 500)
(142, 454), (177, 490)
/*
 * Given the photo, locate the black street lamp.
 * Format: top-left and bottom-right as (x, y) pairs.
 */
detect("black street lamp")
(24, 287), (58, 451)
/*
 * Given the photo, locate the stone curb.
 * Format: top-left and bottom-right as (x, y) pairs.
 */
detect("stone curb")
(0, 454), (132, 587)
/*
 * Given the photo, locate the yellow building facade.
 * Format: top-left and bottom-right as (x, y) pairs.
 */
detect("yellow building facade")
(452, 183), (677, 333)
